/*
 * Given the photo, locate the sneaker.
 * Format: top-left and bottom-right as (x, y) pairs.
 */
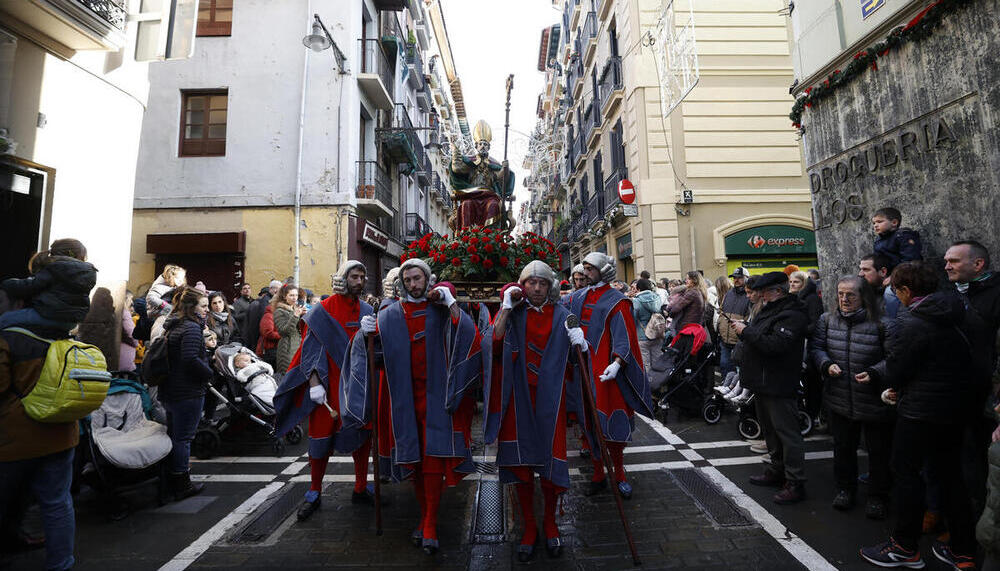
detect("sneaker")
(865, 497), (888, 520)
(859, 538), (925, 568)
(773, 481), (806, 504)
(931, 541), (976, 570)
(832, 489), (855, 511)
(749, 442), (768, 454)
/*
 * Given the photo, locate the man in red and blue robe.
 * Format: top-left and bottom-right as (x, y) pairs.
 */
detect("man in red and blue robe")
(341, 258), (482, 555)
(567, 252), (654, 499)
(274, 260), (375, 521)
(485, 261), (589, 562)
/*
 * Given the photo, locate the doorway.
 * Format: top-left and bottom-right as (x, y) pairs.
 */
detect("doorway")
(0, 158), (50, 279)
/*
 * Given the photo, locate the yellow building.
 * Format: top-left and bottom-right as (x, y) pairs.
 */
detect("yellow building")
(529, 0), (815, 283)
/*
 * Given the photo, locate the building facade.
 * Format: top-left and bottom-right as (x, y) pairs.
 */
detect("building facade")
(788, 0), (999, 290)
(526, 0), (816, 284)
(128, 0), (463, 299)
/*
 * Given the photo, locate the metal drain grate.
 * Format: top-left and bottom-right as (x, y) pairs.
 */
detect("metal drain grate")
(470, 479), (505, 543)
(668, 468), (753, 527)
(233, 483), (309, 543)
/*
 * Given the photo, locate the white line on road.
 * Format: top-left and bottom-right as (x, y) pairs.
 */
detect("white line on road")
(636, 415), (837, 571)
(190, 474), (277, 483)
(567, 443), (675, 457)
(281, 461), (308, 476)
(191, 456), (302, 464)
(158, 481), (285, 571)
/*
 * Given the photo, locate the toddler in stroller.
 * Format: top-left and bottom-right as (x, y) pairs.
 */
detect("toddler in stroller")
(194, 343), (301, 458)
(649, 323), (715, 419)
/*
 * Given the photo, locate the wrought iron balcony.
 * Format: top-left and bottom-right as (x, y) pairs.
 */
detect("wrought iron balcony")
(79, 0), (126, 30)
(598, 56), (624, 116)
(604, 166), (627, 209)
(570, 208), (588, 242)
(380, 12), (404, 54)
(416, 155), (432, 185)
(572, 132), (585, 169)
(356, 160), (394, 218)
(582, 10), (597, 46)
(373, 0), (406, 10)
(357, 39), (394, 110)
(406, 44), (426, 91)
(404, 213), (431, 241)
(586, 191), (604, 225)
(377, 103), (423, 166)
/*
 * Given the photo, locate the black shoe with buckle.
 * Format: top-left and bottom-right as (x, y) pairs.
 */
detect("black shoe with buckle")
(296, 497), (321, 521)
(516, 542), (536, 563)
(421, 537), (439, 556)
(546, 537), (563, 558)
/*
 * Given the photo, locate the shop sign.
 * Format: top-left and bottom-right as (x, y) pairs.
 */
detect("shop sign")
(724, 225), (816, 256)
(616, 233), (633, 260)
(360, 222), (389, 251)
(621, 204), (639, 217)
(861, 0), (884, 19)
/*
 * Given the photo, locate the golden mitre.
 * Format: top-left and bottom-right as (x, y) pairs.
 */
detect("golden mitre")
(473, 120), (492, 143)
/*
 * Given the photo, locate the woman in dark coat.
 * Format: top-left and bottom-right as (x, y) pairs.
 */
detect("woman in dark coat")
(206, 291), (242, 346)
(161, 287), (214, 500)
(810, 276), (891, 519)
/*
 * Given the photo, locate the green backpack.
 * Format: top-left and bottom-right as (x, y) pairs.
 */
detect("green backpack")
(4, 327), (112, 422)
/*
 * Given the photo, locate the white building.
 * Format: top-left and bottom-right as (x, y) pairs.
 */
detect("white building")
(129, 0), (462, 298)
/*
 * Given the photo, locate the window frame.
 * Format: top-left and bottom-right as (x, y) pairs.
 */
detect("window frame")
(196, 0), (233, 37)
(179, 89), (229, 158)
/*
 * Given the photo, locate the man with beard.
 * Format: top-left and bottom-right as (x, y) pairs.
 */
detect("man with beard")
(858, 253), (899, 318)
(273, 261), (375, 520)
(567, 252), (653, 499)
(341, 258), (482, 555)
(570, 264), (588, 291)
(486, 261), (588, 562)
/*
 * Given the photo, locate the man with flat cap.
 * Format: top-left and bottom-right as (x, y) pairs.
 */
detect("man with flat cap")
(568, 252), (654, 499)
(273, 260), (376, 520)
(730, 271), (809, 504)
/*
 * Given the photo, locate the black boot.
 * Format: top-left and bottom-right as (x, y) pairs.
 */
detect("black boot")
(171, 472), (205, 501)
(583, 479), (608, 497)
(297, 497), (322, 521)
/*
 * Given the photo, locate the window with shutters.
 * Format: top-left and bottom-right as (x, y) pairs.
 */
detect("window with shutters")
(197, 0), (233, 36)
(179, 90), (228, 157)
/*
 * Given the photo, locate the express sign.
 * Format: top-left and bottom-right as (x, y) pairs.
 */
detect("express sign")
(724, 225), (816, 256)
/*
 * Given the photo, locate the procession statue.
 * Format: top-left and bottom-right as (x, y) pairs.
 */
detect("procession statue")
(447, 119), (515, 231)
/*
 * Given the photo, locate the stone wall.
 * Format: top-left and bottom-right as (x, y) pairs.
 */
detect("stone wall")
(801, 0), (1000, 302)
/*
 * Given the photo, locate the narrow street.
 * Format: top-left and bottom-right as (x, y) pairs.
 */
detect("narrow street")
(7, 405), (909, 570)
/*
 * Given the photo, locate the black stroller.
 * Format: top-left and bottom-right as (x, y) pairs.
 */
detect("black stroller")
(650, 324), (716, 421)
(192, 343), (302, 458)
(78, 374), (172, 520)
(702, 370), (814, 439)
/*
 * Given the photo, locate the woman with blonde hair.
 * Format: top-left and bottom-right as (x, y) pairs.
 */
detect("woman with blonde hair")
(147, 264), (187, 320)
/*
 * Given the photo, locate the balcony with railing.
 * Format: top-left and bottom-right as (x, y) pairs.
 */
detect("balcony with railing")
(404, 213), (431, 242)
(568, 0), (582, 30)
(357, 39), (394, 110)
(570, 207), (588, 242)
(598, 56), (624, 118)
(586, 191), (604, 226)
(604, 166), (628, 210)
(571, 41), (585, 99)
(585, 98), (603, 148)
(380, 12), (404, 54)
(406, 44), (425, 91)
(416, 155), (432, 185)
(5, 0), (127, 50)
(572, 131), (586, 170)
(356, 160), (394, 218)
(373, 0), (406, 10)
(582, 11), (598, 65)
(377, 103), (423, 166)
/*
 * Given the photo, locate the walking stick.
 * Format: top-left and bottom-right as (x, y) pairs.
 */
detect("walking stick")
(366, 330), (383, 536)
(500, 74), (514, 231)
(566, 314), (641, 566)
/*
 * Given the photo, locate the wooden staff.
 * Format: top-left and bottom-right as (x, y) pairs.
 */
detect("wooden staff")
(566, 314), (641, 566)
(366, 326), (383, 536)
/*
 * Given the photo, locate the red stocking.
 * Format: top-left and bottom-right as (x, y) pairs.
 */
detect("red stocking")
(540, 479), (560, 540)
(412, 471), (426, 533)
(308, 456), (329, 493)
(422, 473), (444, 541)
(608, 443), (626, 483)
(352, 438), (371, 494)
(590, 453), (606, 483)
(515, 480), (538, 546)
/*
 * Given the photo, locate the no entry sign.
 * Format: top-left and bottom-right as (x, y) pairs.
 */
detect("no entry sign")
(618, 179), (636, 204)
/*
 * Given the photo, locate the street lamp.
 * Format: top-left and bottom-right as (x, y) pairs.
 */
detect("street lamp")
(293, 13), (350, 286)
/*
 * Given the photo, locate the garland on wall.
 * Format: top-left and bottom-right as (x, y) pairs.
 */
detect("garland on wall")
(789, 0), (972, 131)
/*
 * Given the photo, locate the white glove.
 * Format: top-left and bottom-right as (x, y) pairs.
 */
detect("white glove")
(360, 315), (376, 334)
(880, 388), (898, 406)
(599, 360), (621, 382)
(433, 286), (456, 307)
(502, 286), (523, 310)
(309, 384), (327, 405)
(566, 326), (587, 352)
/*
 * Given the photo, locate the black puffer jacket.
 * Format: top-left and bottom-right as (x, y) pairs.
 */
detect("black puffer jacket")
(738, 294), (809, 398)
(161, 315), (214, 402)
(0, 258), (97, 322)
(797, 279), (824, 336)
(886, 291), (977, 423)
(811, 309), (891, 422)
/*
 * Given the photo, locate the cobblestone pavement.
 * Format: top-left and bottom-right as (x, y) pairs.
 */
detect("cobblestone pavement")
(3, 402), (908, 571)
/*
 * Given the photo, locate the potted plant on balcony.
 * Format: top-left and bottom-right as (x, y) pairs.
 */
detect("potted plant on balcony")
(407, 30), (417, 57)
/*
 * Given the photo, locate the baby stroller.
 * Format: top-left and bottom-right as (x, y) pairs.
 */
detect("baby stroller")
(194, 343), (302, 458)
(650, 324), (716, 421)
(702, 370), (814, 439)
(78, 374), (173, 520)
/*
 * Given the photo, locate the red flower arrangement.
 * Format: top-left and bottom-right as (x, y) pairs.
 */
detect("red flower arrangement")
(399, 226), (562, 282)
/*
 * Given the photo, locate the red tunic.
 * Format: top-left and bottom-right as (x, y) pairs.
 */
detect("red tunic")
(295, 294), (361, 442)
(496, 304), (569, 488)
(581, 284), (634, 427)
